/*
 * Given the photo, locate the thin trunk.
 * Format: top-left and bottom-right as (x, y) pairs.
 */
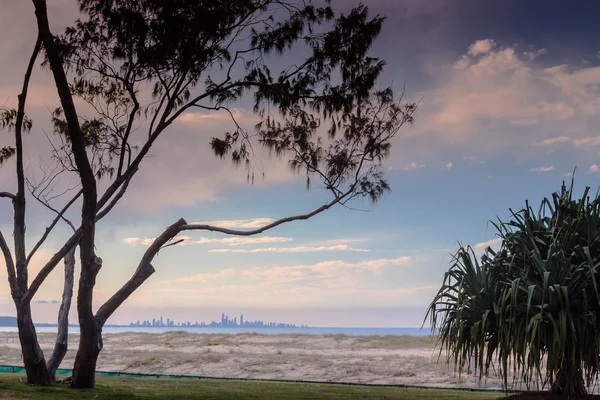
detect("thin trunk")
(16, 304), (51, 385)
(70, 257), (102, 389)
(70, 319), (102, 389)
(12, 34), (46, 385)
(46, 247), (75, 381)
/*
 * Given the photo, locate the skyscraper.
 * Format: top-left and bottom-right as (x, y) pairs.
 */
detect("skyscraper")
(240, 314), (244, 327)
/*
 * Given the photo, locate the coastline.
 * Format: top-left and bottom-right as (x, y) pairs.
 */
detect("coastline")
(0, 325), (434, 336)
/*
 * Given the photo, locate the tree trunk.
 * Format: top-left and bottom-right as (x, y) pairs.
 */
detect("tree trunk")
(551, 364), (587, 396)
(70, 321), (102, 389)
(47, 247), (76, 381)
(70, 256), (103, 389)
(16, 304), (51, 385)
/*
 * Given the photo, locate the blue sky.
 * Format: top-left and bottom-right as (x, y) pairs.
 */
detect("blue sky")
(1, 0), (600, 327)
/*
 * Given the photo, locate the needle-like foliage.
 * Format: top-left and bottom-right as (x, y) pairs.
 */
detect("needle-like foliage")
(427, 178), (600, 396)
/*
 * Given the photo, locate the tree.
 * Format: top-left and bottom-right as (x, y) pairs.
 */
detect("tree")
(426, 179), (600, 397)
(19, 0), (418, 388)
(0, 37), (80, 385)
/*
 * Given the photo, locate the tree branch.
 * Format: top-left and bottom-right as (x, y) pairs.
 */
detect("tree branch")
(94, 218), (187, 326)
(22, 182), (129, 304)
(95, 170), (134, 221)
(181, 198), (345, 236)
(94, 191), (352, 326)
(26, 189), (82, 267)
(0, 192), (15, 201)
(0, 230), (18, 300)
(14, 34), (42, 293)
(21, 229), (80, 304)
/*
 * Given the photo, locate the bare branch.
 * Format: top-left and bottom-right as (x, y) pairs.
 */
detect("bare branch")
(181, 197), (347, 236)
(95, 171), (134, 221)
(0, 192), (15, 201)
(0, 230), (18, 299)
(28, 180), (79, 232)
(14, 34), (42, 293)
(26, 189), (82, 267)
(94, 189), (353, 326)
(94, 218), (187, 326)
(159, 238), (185, 250)
(23, 180), (129, 304)
(22, 229), (80, 304)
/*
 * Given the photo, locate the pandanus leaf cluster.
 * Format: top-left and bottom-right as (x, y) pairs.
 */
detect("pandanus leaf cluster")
(427, 179), (600, 396)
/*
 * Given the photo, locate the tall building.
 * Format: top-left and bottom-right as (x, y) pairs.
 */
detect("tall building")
(240, 314), (244, 327)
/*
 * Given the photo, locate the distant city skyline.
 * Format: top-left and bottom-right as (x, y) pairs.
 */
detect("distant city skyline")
(129, 312), (304, 329)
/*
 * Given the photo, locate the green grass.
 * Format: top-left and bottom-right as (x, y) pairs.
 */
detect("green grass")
(0, 374), (502, 399)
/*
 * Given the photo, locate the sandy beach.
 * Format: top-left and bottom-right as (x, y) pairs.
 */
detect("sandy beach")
(0, 331), (515, 391)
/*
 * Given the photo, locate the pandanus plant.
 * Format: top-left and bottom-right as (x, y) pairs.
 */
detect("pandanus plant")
(426, 178), (600, 397)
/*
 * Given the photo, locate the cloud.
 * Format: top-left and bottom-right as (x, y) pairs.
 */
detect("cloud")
(534, 136), (600, 148)
(467, 39), (496, 56)
(388, 162), (426, 171)
(169, 256), (410, 284)
(198, 236), (293, 246)
(34, 300), (60, 304)
(318, 238), (371, 246)
(443, 162), (453, 170)
(176, 108), (254, 127)
(208, 245), (370, 253)
(589, 164), (600, 173)
(573, 137), (600, 147)
(474, 238), (502, 250)
(146, 256), (422, 308)
(463, 156), (484, 165)
(123, 237), (141, 246)
(419, 38), (600, 150)
(534, 136), (572, 147)
(530, 166), (554, 172)
(131, 235), (293, 247)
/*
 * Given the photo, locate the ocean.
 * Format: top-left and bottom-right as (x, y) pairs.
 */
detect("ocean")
(0, 326), (433, 336)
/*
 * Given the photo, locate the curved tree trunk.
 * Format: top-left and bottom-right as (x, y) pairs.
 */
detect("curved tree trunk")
(16, 304), (51, 385)
(47, 247), (76, 381)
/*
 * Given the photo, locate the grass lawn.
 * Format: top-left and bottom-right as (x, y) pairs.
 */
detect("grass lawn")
(0, 374), (502, 399)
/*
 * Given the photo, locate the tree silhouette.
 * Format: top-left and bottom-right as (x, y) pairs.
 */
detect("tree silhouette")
(2, 0), (419, 388)
(427, 179), (600, 397)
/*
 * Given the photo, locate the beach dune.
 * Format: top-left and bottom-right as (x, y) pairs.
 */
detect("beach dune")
(0, 332), (515, 391)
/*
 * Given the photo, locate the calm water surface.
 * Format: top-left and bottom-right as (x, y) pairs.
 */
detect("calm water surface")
(0, 326), (433, 336)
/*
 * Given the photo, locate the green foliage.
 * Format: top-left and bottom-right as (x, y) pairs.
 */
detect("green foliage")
(0, 146), (15, 167)
(53, 0), (416, 206)
(0, 108), (32, 167)
(427, 179), (600, 396)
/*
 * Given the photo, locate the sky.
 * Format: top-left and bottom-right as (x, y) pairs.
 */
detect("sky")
(1, 0), (600, 328)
